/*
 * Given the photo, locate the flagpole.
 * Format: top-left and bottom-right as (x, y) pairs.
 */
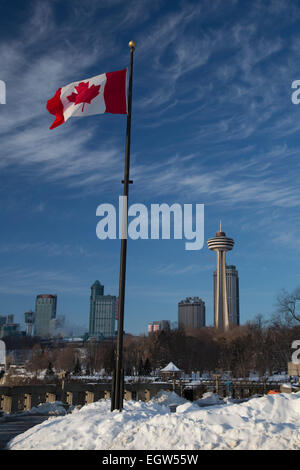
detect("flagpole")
(111, 40), (135, 412)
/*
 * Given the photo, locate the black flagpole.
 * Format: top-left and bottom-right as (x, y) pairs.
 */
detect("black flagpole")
(111, 40), (135, 412)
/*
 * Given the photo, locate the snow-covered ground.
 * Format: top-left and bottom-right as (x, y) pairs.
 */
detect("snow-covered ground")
(7, 391), (300, 450)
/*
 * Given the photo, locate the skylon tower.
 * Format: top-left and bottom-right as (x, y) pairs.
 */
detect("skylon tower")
(207, 222), (234, 330)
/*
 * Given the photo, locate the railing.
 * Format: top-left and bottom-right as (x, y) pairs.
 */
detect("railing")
(0, 378), (291, 414)
(181, 379), (285, 400)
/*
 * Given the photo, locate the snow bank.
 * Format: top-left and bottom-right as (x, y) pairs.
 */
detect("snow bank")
(195, 392), (225, 407)
(7, 393), (300, 450)
(149, 390), (187, 407)
(18, 401), (67, 416)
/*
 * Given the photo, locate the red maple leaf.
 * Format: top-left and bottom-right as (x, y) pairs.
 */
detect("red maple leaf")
(67, 81), (100, 112)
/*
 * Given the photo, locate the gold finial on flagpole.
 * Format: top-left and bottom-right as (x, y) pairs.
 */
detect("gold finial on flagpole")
(129, 40), (136, 50)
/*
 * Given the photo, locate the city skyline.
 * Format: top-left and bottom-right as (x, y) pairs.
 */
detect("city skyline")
(0, 1), (299, 335)
(1, 254), (239, 337)
(8, 265), (226, 335)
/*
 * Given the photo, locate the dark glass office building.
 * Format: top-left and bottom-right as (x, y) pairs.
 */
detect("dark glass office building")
(89, 281), (116, 339)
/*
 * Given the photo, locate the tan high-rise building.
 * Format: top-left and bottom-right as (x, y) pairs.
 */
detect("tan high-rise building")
(213, 265), (239, 327)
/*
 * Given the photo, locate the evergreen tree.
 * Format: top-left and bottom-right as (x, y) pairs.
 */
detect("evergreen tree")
(46, 361), (54, 376)
(138, 358), (144, 376)
(73, 357), (81, 375)
(144, 358), (151, 375)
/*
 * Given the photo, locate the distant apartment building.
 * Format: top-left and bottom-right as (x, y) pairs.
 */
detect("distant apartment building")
(178, 297), (206, 330)
(89, 281), (116, 339)
(24, 310), (35, 336)
(148, 320), (170, 335)
(5, 315), (14, 325)
(213, 265), (240, 327)
(34, 294), (57, 337)
(0, 314), (21, 338)
(0, 316), (7, 329)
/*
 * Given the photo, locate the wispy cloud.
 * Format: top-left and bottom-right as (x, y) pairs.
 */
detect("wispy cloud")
(0, 241), (94, 258)
(130, 142), (300, 209)
(272, 231), (300, 252)
(0, 266), (88, 296)
(156, 263), (214, 275)
(1, 0), (299, 200)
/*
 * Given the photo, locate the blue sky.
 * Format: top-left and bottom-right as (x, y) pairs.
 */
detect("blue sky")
(0, 0), (300, 335)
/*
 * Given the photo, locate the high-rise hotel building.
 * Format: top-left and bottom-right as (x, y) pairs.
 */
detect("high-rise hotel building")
(178, 297), (206, 329)
(34, 295), (57, 337)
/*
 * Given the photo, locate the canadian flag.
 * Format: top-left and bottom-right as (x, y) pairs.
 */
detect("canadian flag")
(46, 69), (127, 129)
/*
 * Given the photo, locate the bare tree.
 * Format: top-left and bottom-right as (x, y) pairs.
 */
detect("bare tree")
(54, 346), (76, 373)
(27, 345), (53, 375)
(277, 287), (300, 324)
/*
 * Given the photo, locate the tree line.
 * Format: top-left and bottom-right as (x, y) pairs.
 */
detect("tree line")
(19, 317), (299, 379)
